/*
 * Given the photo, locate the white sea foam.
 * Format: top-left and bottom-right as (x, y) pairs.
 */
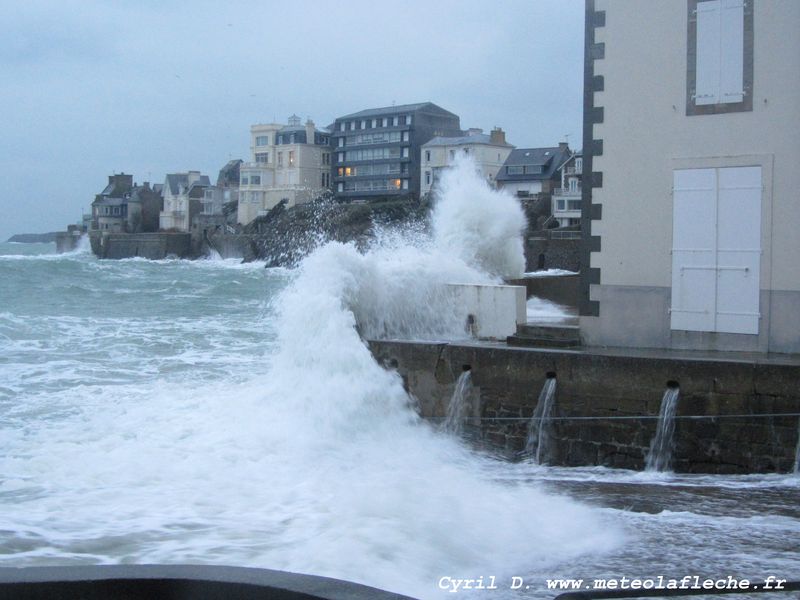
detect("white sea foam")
(1, 160), (796, 598)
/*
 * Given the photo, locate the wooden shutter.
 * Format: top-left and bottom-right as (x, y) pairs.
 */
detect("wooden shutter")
(719, 0), (745, 103)
(695, 0), (721, 106)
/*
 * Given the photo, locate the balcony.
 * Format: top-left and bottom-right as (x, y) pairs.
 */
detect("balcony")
(565, 165), (582, 175)
(553, 187), (582, 197)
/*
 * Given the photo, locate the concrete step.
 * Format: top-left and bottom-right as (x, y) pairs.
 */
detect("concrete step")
(507, 324), (581, 348)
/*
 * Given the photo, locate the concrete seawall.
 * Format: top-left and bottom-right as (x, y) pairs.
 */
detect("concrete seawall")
(368, 339), (800, 474)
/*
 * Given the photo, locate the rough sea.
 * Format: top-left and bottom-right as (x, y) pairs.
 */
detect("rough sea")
(1, 162), (798, 598)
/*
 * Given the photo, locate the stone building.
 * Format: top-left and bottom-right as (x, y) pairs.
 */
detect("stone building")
(159, 171), (210, 232)
(581, 0), (800, 353)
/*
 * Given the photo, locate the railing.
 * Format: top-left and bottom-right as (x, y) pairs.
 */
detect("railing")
(554, 187), (582, 196)
(550, 230), (582, 239)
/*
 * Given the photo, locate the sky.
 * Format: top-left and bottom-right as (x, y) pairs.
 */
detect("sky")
(0, 0), (585, 240)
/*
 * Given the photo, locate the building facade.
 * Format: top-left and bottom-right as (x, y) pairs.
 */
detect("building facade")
(237, 116), (331, 226)
(159, 171), (210, 232)
(552, 151), (583, 227)
(495, 144), (572, 199)
(420, 127), (513, 197)
(331, 102), (461, 203)
(581, 0), (800, 353)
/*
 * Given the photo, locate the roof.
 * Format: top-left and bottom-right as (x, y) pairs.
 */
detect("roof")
(165, 173), (211, 195)
(92, 197), (126, 207)
(495, 146), (571, 182)
(423, 133), (511, 147)
(337, 102), (457, 121)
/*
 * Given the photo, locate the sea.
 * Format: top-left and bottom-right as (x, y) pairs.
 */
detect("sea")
(1, 162), (798, 599)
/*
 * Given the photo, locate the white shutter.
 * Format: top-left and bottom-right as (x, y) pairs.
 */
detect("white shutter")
(716, 166), (761, 334)
(695, 0), (721, 106)
(671, 169), (717, 331)
(719, 0), (744, 103)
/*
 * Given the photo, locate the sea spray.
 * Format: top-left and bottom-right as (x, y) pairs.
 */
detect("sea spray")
(432, 155), (527, 280)
(525, 376), (558, 464)
(645, 386), (681, 472)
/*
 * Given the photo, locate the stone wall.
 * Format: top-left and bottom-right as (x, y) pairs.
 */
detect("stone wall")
(525, 236), (581, 272)
(368, 340), (800, 474)
(89, 232), (192, 259)
(507, 275), (580, 308)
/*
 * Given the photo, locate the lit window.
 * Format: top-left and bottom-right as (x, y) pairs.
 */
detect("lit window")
(288, 151), (295, 167)
(338, 167), (344, 176)
(392, 179), (401, 189)
(345, 167), (353, 176)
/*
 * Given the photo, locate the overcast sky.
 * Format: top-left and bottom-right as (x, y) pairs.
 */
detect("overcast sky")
(0, 0), (584, 240)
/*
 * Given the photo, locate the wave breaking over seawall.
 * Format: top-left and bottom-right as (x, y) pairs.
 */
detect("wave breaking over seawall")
(260, 158), (621, 595)
(0, 160), (622, 600)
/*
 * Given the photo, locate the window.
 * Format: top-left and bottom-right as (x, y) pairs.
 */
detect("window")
(361, 120), (367, 129)
(256, 152), (268, 163)
(463, 147), (469, 154)
(402, 179), (408, 190)
(401, 131), (409, 142)
(256, 135), (269, 146)
(340, 122), (345, 132)
(401, 147), (409, 158)
(337, 152), (344, 162)
(568, 178), (579, 192)
(406, 115), (412, 125)
(392, 179), (401, 189)
(425, 150), (431, 162)
(392, 116), (399, 126)
(556, 199), (566, 211)
(425, 171), (431, 185)
(507, 166), (524, 175)
(567, 199), (581, 211)
(241, 176), (249, 185)
(251, 175), (261, 185)
(290, 134), (295, 144)
(322, 153), (330, 166)
(338, 137), (344, 147)
(382, 118), (388, 127)
(337, 182), (343, 192)
(288, 151), (295, 167)
(337, 167), (344, 176)
(349, 121), (355, 131)
(277, 152), (283, 167)
(372, 119), (377, 128)
(575, 157), (583, 173)
(687, 0), (752, 114)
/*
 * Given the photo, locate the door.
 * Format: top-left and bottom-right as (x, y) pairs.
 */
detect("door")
(671, 166), (761, 334)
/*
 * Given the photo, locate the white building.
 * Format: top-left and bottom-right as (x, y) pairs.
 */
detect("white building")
(420, 128), (513, 195)
(159, 171), (210, 232)
(237, 115), (331, 226)
(581, 0), (800, 354)
(552, 151), (582, 227)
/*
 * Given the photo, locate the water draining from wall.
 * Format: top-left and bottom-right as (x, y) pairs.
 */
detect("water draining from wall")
(443, 368), (473, 435)
(525, 374), (557, 464)
(794, 419), (800, 474)
(645, 383), (681, 472)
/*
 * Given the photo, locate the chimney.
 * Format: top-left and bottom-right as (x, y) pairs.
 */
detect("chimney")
(467, 127), (483, 136)
(558, 141), (569, 151)
(187, 170), (201, 185)
(490, 127), (506, 145)
(305, 119), (315, 145)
